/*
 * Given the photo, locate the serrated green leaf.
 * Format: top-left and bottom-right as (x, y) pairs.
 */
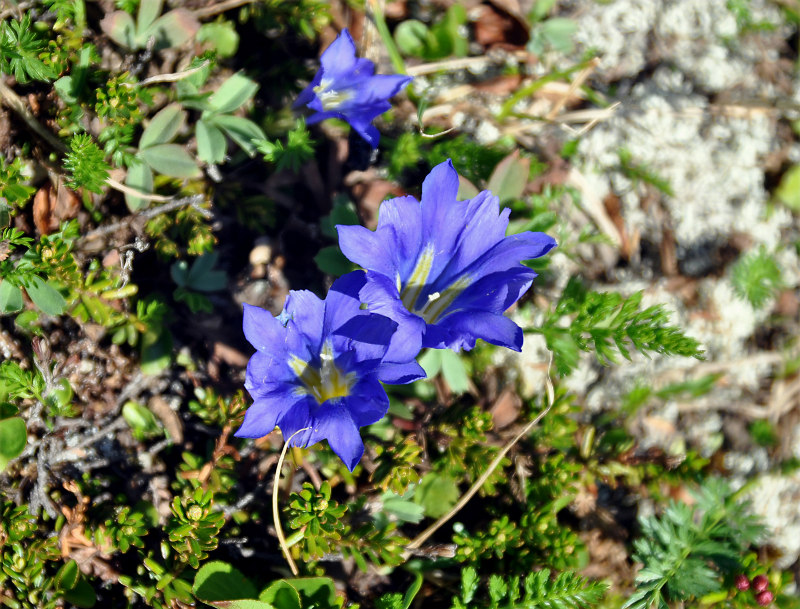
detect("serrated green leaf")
(139, 144), (200, 179)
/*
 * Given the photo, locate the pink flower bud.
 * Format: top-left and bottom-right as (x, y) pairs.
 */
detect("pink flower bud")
(735, 574), (750, 591)
(756, 590), (774, 606)
(752, 575), (769, 593)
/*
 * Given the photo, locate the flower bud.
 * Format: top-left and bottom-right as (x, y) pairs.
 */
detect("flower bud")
(735, 574), (750, 591)
(752, 575), (769, 593)
(756, 590), (774, 606)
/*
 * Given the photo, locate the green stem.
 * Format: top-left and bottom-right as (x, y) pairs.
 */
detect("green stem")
(368, 0), (408, 75)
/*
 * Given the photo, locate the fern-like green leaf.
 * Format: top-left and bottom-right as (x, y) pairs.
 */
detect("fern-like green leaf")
(0, 14), (58, 83)
(730, 246), (783, 309)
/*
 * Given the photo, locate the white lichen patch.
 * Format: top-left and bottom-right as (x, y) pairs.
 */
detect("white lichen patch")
(745, 472), (800, 568)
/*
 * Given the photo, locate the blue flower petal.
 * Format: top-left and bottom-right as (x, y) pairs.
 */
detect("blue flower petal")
(235, 392), (299, 438)
(376, 359), (426, 384)
(317, 403), (364, 472)
(244, 351), (294, 396)
(338, 195), (423, 280)
(295, 28), (412, 148)
(242, 302), (286, 352)
(337, 224), (395, 276)
(360, 74), (413, 103)
(277, 398), (314, 444)
(305, 110), (346, 125)
(424, 310), (523, 351)
(360, 272), (425, 362)
(345, 377), (390, 426)
(283, 290), (325, 352)
(319, 29), (359, 80)
(349, 118), (381, 149)
(293, 71), (324, 109)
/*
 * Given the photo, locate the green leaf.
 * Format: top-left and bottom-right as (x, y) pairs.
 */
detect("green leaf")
(440, 350), (470, 394)
(141, 330), (172, 375)
(54, 75), (78, 104)
(62, 580), (96, 608)
(414, 472), (460, 518)
(193, 561), (258, 602)
(196, 120), (227, 164)
(99, 11), (136, 48)
(314, 245), (357, 277)
(136, 0), (163, 33)
(211, 115), (266, 157)
(775, 163), (800, 211)
(381, 491), (425, 524)
(187, 254), (226, 292)
(259, 581), (301, 609)
(418, 349), (442, 377)
(457, 176), (480, 200)
(270, 578), (338, 609)
(208, 73), (259, 114)
(197, 22), (239, 57)
(122, 401), (161, 440)
(394, 20), (429, 57)
(0, 281), (23, 313)
(139, 9), (199, 50)
(140, 104), (186, 149)
(402, 573), (423, 609)
(139, 144), (201, 179)
(487, 150), (530, 203)
(25, 276), (66, 316)
(55, 560), (80, 591)
(540, 18), (577, 53)
(0, 416), (27, 471)
(125, 158), (154, 211)
(64, 579), (97, 609)
(211, 601), (275, 609)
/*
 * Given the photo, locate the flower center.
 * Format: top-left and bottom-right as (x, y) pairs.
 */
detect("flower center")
(415, 275), (472, 323)
(313, 78), (353, 111)
(289, 341), (354, 404)
(399, 245), (472, 323)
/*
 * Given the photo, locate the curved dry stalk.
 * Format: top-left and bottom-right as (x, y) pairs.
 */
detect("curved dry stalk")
(406, 354), (555, 552)
(273, 428), (311, 576)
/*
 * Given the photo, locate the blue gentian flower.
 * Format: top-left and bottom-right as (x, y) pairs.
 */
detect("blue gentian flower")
(294, 28), (413, 148)
(337, 160), (557, 353)
(236, 272), (425, 471)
